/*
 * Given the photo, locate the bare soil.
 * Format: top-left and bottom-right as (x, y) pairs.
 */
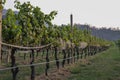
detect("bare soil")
(36, 68), (71, 80)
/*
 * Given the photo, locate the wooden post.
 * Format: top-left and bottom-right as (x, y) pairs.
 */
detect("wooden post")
(45, 48), (49, 76)
(76, 46), (79, 60)
(62, 49), (66, 67)
(70, 14), (73, 29)
(30, 49), (35, 80)
(54, 47), (59, 69)
(73, 47), (76, 63)
(81, 49), (83, 59)
(70, 14), (73, 42)
(70, 14), (74, 64)
(11, 48), (19, 80)
(84, 48), (87, 58)
(67, 49), (70, 64)
(0, 1), (2, 64)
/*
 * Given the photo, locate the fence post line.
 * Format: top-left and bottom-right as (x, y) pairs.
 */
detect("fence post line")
(0, 42), (110, 79)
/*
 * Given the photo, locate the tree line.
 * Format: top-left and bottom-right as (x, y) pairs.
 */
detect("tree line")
(1, 0), (110, 48)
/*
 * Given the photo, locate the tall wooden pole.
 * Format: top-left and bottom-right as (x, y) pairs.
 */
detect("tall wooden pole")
(70, 14), (73, 33)
(70, 14), (73, 42)
(0, 0), (2, 64)
(70, 14), (74, 63)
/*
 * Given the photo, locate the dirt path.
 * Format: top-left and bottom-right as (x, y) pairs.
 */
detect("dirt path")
(36, 68), (70, 80)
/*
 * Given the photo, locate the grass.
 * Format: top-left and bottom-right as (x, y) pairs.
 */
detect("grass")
(68, 45), (120, 80)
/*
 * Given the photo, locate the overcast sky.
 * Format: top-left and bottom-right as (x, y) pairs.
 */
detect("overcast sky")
(4, 0), (120, 28)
